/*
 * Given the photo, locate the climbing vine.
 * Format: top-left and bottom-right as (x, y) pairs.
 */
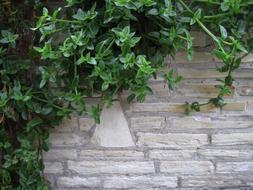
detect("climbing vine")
(1, 0), (253, 189)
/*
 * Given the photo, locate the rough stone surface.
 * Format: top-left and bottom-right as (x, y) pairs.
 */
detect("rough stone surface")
(130, 116), (165, 130)
(49, 133), (83, 147)
(198, 149), (253, 160)
(79, 150), (144, 160)
(91, 101), (134, 147)
(212, 133), (253, 145)
(103, 176), (177, 189)
(68, 161), (155, 174)
(44, 149), (78, 160)
(148, 149), (196, 160)
(169, 117), (251, 129)
(56, 176), (101, 188)
(137, 133), (208, 148)
(44, 162), (64, 174)
(216, 162), (253, 173)
(160, 161), (214, 175)
(79, 117), (95, 131)
(181, 176), (242, 188)
(45, 45), (253, 189)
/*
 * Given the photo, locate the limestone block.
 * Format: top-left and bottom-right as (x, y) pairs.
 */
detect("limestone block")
(79, 150), (144, 160)
(169, 117), (251, 129)
(44, 162), (64, 174)
(191, 31), (209, 47)
(198, 149), (253, 160)
(176, 84), (234, 98)
(216, 162), (253, 173)
(103, 175), (177, 189)
(44, 149), (78, 160)
(79, 117), (95, 131)
(212, 133), (253, 145)
(56, 176), (101, 188)
(130, 102), (245, 113)
(181, 176), (241, 188)
(160, 161), (214, 175)
(178, 68), (253, 79)
(91, 101), (134, 147)
(130, 116), (165, 130)
(148, 149), (195, 160)
(53, 117), (78, 132)
(136, 133), (208, 148)
(238, 86), (253, 96)
(49, 133), (83, 147)
(67, 161), (155, 175)
(172, 51), (213, 64)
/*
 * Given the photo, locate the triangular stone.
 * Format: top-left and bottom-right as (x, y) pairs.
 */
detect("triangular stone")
(91, 101), (134, 147)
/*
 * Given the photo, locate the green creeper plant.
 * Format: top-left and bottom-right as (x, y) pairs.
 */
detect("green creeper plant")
(1, 0), (253, 189)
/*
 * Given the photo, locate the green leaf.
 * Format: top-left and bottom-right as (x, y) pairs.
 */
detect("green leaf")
(219, 25), (228, 39)
(26, 118), (43, 132)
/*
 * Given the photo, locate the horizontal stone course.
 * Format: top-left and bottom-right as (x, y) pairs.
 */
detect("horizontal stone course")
(79, 150), (144, 160)
(181, 176), (242, 188)
(130, 102), (245, 113)
(169, 117), (251, 129)
(216, 162), (253, 173)
(44, 162), (64, 174)
(137, 133), (208, 148)
(212, 133), (253, 145)
(198, 149), (253, 160)
(79, 117), (95, 131)
(103, 175), (177, 189)
(160, 161), (214, 175)
(49, 133), (84, 147)
(238, 86), (253, 96)
(176, 84), (233, 98)
(56, 176), (101, 188)
(172, 51), (213, 64)
(178, 68), (253, 79)
(44, 149), (78, 160)
(148, 149), (195, 160)
(68, 161), (155, 175)
(130, 116), (165, 130)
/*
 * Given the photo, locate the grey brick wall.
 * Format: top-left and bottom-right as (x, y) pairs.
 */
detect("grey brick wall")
(45, 32), (253, 190)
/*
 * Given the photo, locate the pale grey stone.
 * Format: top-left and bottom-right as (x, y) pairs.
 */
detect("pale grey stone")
(238, 86), (253, 96)
(160, 161), (214, 175)
(130, 116), (165, 130)
(170, 117), (251, 129)
(44, 149), (78, 160)
(49, 133), (83, 147)
(79, 150), (144, 160)
(191, 31), (209, 47)
(212, 133), (253, 145)
(149, 149), (195, 160)
(91, 101), (134, 147)
(44, 162), (64, 174)
(181, 176), (241, 188)
(79, 117), (95, 131)
(216, 162), (253, 173)
(56, 176), (101, 188)
(137, 133), (208, 148)
(52, 117), (77, 132)
(198, 149), (253, 160)
(103, 175), (177, 189)
(67, 161), (154, 174)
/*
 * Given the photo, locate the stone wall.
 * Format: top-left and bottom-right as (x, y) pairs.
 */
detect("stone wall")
(44, 32), (253, 190)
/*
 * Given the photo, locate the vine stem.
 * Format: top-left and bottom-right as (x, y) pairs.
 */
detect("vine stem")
(32, 96), (74, 112)
(74, 54), (78, 95)
(178, 0), (231, 52)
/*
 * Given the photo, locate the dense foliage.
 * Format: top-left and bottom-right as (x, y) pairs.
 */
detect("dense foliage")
(1, 0), (253, 189)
